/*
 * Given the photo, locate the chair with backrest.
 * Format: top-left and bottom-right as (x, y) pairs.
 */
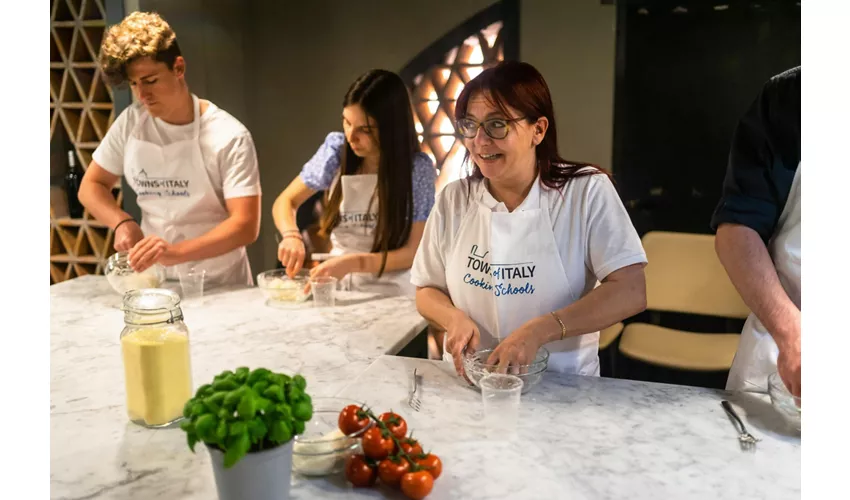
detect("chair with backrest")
(618, 231), (750, 372)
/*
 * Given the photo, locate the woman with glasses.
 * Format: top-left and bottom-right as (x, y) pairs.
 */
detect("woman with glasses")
(411, 61), (647, 376)
(273, 69), (436, 296)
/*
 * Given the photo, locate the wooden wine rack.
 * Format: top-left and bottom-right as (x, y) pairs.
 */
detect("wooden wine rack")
(50, 0), (122, 284)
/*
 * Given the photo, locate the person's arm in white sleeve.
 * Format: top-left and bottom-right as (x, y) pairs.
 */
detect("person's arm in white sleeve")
(79, 107), (144, 251)
(413, 204), (459, 330)
(412, 185), (482, 376)
(486, 174), (648, 369)
(129, 132), (261, 272)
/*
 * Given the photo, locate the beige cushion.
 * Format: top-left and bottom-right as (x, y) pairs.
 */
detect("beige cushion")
(598, 322), (624, 350)
(641, 231), (750, 319)
(619, 323), (740, 371)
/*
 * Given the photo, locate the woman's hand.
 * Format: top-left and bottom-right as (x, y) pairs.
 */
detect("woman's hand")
(128, 235), (179, 272)
(277, 234), (306, 277)
(309, 254), (361, 283)
(485, 321), (545, 374)
(444, 311), (481, 378)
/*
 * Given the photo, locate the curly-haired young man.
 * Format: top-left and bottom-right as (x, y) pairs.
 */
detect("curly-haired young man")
(80, 12), (262, 288)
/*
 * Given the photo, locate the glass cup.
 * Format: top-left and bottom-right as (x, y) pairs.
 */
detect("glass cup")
(480, 373), (523, 439)
(178, 267), (206, 300)
(310, 276), (338, 308)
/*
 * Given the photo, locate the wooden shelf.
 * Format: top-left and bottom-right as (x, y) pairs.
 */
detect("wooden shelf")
(52, 216), (109, 229)
(52, 217), (86, 227)
(50, 254), (99, 264)
(86, 225), (108, 258)
(50, 0), (118, 285)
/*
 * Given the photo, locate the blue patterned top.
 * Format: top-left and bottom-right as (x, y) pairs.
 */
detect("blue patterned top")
(299, 132), (436, 222)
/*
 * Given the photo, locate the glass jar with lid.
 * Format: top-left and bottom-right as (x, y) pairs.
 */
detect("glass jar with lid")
(120, 288), (193, 428)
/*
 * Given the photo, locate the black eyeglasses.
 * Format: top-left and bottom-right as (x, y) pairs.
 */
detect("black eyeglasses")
(455, 117), (526, 140)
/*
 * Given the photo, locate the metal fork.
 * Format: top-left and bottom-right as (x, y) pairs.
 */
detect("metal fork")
(721, 400), (760, 451)
(408, 369), (422, 411)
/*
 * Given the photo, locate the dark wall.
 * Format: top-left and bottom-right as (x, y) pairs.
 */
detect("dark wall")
(137, 0), (258, 268)
(613, 0), (801, 236)
(130, 1), (800, 272)
(137, 0), (250, 120)
(242, 0), (497, 271)
(130, 0), (620, 272)
(521, 0), (617, 172)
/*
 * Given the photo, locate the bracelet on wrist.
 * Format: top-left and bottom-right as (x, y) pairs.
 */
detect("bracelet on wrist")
(114, 217), (136, 232)
(550, 311), (567, 341)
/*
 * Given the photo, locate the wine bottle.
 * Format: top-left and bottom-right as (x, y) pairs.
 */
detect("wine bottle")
(66, 150), (83, 218)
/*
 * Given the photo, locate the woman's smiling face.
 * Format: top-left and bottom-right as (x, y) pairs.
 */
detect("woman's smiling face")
(461, 91), (547, 184)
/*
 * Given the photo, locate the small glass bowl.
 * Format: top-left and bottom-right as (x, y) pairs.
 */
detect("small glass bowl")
(291, 397), (373, 477)
(257, 269), (311, 306)
(768, 372), (801, 431)
(462, 347), (549, 394)
(104, 251), (165, 295)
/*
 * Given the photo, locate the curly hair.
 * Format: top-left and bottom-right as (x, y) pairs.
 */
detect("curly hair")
(99, 11), (182, 87)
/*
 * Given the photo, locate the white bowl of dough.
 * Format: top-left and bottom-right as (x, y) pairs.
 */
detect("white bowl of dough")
(104, 251), (166, 295)
(257, 268), (311, 305)
(291, 397), (372, 477)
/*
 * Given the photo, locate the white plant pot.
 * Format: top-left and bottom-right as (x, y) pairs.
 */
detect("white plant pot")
(207, 440), (293, 500)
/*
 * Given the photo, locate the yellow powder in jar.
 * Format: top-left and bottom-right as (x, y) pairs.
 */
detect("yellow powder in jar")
(121, 328), (193, 427)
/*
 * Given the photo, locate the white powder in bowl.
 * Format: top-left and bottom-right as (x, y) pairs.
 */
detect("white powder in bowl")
(292, 429), (351, 476)
(107, 272), (162, 294)
(266, 277), (307, 302)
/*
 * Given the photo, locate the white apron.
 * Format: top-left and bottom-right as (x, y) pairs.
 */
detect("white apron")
(328, 174), (414, 297)
(726, 164), (801, 392)
(442, 180), (600, 375)
(123, 95), (252, 288)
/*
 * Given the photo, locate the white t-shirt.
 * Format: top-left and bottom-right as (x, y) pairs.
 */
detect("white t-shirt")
(411, 171), (648, 301)
(93, 100), (261, 201)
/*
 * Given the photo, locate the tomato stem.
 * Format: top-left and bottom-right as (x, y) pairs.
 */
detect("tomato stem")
(361, 408), (423, 472)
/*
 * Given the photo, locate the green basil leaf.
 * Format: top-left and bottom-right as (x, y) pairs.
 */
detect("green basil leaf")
(247, 368), (272, 385)
(237, 393), (257, 420)
(293, 401), (313, 422)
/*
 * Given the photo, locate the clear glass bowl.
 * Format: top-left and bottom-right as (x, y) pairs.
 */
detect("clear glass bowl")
(292, 397), (373, 477)
(462, 347), (549, 394)
(256, 269), (311, 305)
(768, 372), (801, 431)
(104, 251), (166, 295)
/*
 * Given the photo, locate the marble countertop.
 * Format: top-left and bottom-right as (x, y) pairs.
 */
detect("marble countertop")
(293, 356), (800, 500)
(50, 277), (800, 499)
(50, 276), (427, 499)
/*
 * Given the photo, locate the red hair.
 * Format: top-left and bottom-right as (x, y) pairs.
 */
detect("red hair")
(455, 60), (609, 189)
